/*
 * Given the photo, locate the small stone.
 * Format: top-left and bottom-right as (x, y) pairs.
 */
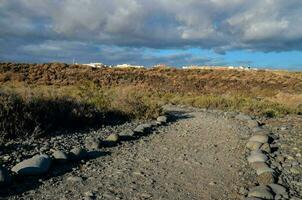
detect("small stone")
(12, 154), (52, 175)
(249, 135), (269, 143)
(239, 186), (248, 195)
(141, 123), (152, 129)
(141, 193), (152, 199)
(250, 162), (269, 170)
(252, 127), (264, 132)
(85, 137), (100, 150)
(209, 181), (217, 185)
(69, 147), (87, 160)
(0, 166), (11, 186)
(106, 134), (119, 142)
(102, 134), (120, 147)
(247, 120), (259, 128)
(248, 185), (274, 199)
(260, 143), (271, 153)
(235, 114), (252, 121)
(157, 116), (167, 123)
(256, 167), (275, 175)
(53, 150), (68, 163)
(290, 166), (302, 174)
(246, 141), (263, 151)
(247, 152), (268, 163)
(67, 176), (83, 183)
(134, 125), (145, 134)
(268, 184), (287, 195)
(257, 172), (276, 185)
(84, 191), (95, 197)
(119, 130), (135, 136)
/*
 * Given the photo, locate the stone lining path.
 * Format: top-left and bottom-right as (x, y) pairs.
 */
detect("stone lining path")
(3, 105), (251, 200)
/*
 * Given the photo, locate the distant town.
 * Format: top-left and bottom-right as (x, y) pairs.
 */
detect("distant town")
(81, 62), (264, 71)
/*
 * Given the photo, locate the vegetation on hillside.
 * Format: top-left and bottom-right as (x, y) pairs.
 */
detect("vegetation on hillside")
(0, 62), (301, 141)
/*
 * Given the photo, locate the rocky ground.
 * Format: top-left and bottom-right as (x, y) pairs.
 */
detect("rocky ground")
(0, 105), (301, 200)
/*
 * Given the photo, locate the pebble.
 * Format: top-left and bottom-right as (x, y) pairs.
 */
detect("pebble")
(12, 154), (52, 175)
(247, 152), (268, 163)
(260, 143), (271, 153)
(256, 167), (275, 175)
(239, 186), (249, 195)
(69, 147), (87, 160)
(105, 134), (120, 142)
(247, 120), (259, 128)
(250, 162), (269, 170)
(209, 181), (217, 186)
(134, 125), (145, 134)
(257, 172), (276, 185)
(235, 114), (252, 121)
(246, 141), (263, 151)
(53, 150), (69, 163)
(85, 137), (100, 150)
(67, 176), (84, 183)
(248, 185), (274, 199)
(290, 166), (302, 174)
(268, 184), (287, 195)
(157, 116), (167, 123)
(249, 135), (269, 143)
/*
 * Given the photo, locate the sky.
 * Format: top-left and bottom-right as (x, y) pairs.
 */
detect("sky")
(0, 0), (302, 70)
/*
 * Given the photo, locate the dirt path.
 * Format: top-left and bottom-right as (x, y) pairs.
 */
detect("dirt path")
(8, 106), (248, 200)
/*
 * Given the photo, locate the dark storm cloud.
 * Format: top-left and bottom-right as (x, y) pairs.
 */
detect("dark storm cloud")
(0, 0), (302, 63)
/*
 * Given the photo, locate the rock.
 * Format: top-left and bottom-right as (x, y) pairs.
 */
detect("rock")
(134, 125), (145, 134)
(260, 143), (271, 153)
(157, 116), (167, 123)
(236, 114), (252, 121)
(250, 162), (269, 170)
(256, 167), (275, 175)
(119, 130), (135, 137)
(290, 166), (302, 174)
(245, 197), (263, 200)
(252, 127), (264, 133)
(209, 181), (217, 185)
(67, 176), (84, 183)
(247, 152), (268, 163)
(85, 137), (100, 150)
(12, 154), (52, 175)
(248, 185), (274, 199)
(105, 134), (119, 142)
(0, 166), (11, 186)
(84, 191), (95, 198)
(239, 186), (249, 195)
(246, 141), (263, 151)
(102, 134), (120, 147)
(53, 150), (68, 163)
(249, 135), (269, 143)
(141, 123), (152, 129)
(69, 148), (87, 160)
(257, 172), (276, 185)
(150, 121), (159, 127)
(268, 184), (287, 195)
(247, 120), (259, 128)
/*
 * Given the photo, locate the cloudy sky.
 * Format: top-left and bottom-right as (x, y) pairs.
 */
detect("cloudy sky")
(0, 0), (302, 70)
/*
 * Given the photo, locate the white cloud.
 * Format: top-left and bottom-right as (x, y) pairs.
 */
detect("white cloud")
(0, 0), (302, 61)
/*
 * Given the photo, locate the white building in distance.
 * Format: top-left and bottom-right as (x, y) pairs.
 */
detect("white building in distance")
(115, 64), (145, 69)
(83, 63), (109, 68)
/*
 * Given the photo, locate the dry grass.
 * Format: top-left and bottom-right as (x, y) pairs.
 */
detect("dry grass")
(0, 62), (301, 141)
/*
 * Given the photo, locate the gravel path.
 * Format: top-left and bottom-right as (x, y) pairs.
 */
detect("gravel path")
(5, 106), (249, 200)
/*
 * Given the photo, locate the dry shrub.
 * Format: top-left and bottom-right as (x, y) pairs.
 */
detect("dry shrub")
(0, 91), (104, 142)
(110, 86), (162, 119)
